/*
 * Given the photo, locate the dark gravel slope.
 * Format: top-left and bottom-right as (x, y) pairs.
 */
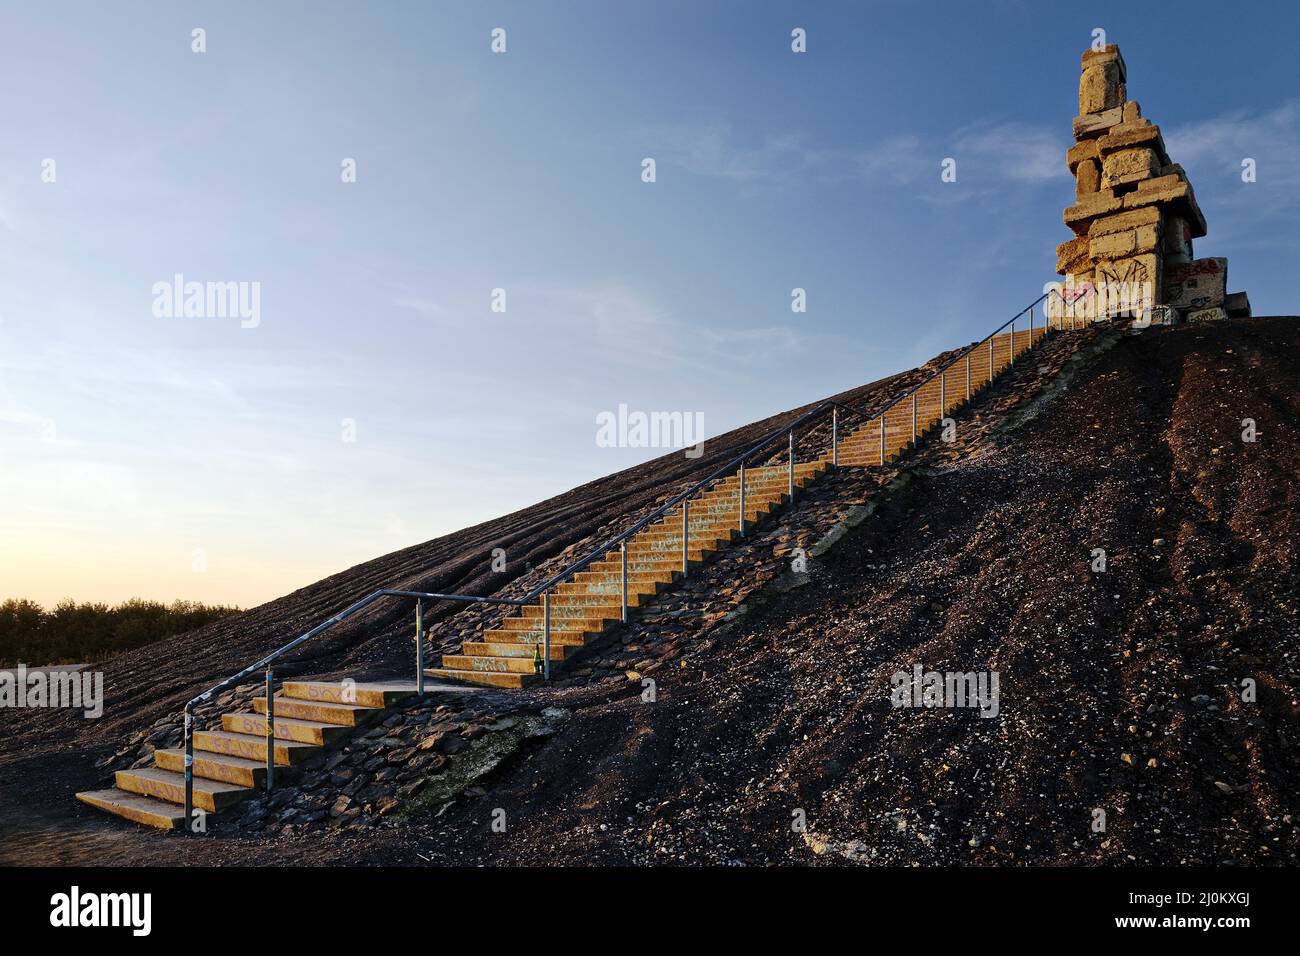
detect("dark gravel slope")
(406, 317), (1298, 866)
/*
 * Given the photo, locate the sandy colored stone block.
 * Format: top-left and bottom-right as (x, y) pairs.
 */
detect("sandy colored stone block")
(1074, 107), (1124, 140)
(1076, 159), (1101, 199)
(1121, 179), (1208, 237)
(1097, 123), (1165, 158)
(1165, 258), (1227, 310)
(1123, 100), (1141, 122)
(1082, 45), (1127, 82)
(1094, 253), (1160, 318)
(1089, 222), (1162, 261)
(1066, 138), (1099, 173)
(1102, 147), (1160, 188)
(1064, 190), (1123, 236)
(1080, 61), (1124, 114)
(1056, 236), (1091, 275)
(1088, 206), (1161, 237)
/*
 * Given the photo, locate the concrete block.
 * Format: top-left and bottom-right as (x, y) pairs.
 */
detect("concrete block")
(1074, 107), (1124, 140)
(1087, 206), (1161, 237)
(1165, 257), (1227, 311)
(1187, 307), (1228, 324)
(1094, 253), (1160, 318)
(1088, 222), (1162, 261)
(1224, 291), (1252, 318)
(1162, 213), (1194, 263)
(1082, 44), (1127, 82)
(1056, 236), (1091, 275)
(1066, 138), (1099, 173)
(1064, 190), (1123, 235)
(1097, 123), (1165, 158)
(1076, 159), (1101, 199)
(1080, 61), (1124, 114)
(1101, 147), (1160, 189)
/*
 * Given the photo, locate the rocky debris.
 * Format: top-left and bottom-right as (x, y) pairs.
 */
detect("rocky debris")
(1053, 44), (1249, 328)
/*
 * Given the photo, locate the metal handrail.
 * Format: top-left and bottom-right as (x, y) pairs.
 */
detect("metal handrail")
(180, 588), (526, 827)
(177, 290), (1058, 833)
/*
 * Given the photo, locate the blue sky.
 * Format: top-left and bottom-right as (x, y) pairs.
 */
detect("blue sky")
(1, 0), (1297, 607)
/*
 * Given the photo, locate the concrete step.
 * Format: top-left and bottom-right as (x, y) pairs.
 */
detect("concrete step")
(440, 654), (537, 674)
(194, 729), (319, 766)
(221, 711), (350, 745)
(570, 570), (666, 588)
(114, 766), (251, 813)
(76, 788), (186, 830)
(154, 748), (268, 788)
(483, 628), (591, 646)
(251, 696), (377, 727)
(588, 559), (683, 576)
(511, 607), (617, 624)
(463, 641), (576, 660)
(281, 680), (417, 708)
(424, 667), (537, 690)
(503, 617), (610, 636)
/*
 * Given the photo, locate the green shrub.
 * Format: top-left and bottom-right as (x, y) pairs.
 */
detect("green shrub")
(0, 597), (241, 666)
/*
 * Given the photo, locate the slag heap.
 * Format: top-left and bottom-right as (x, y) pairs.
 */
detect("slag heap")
(1051, 44), (1250, 326)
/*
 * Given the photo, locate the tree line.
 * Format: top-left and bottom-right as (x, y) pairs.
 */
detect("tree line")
(0, 597), (241, 667)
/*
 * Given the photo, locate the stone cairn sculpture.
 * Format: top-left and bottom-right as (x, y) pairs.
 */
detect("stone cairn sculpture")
(1050, 44), (1250, 327)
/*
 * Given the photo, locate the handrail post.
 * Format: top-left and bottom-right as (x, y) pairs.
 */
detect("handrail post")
(1029, 304), (1035, 345)
(989, 336), (994, 381)
(879, 415), (885, 466)
(965, 353), (971, 400)
(682, 498), (690, 575)
(265, 668), (275, 791)
(832, 407), (838, 467)
(1011, 315), (1017, 360)
(788, 431), (794, 499)
(738, 461), (746, 535)
(939, 369), (946, 417)
(542, 591), (551, 681)
(620, 542), (628, 623)
(415, 598), (425, 694)
(183, 706), (193, 833)
(911, 393), (917, 447)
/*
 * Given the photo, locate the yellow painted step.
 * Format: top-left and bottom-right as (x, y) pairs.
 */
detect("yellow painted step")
(251, 696), (376, 727)
(154, 748), (267, 788)
(221, 711), (350, 745)
(114, 767), (250, 813)
(483, 629), (590, 646)
(76, 788), (185, 830)
(194, 729), (318, 766)
(423, 667), (536, 689)
(281, 680), (417, 708)
(463, 641), (576, 660)
(441, 654), (537, 674)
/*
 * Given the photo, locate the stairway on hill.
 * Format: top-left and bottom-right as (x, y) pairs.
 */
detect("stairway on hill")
(76, 681), (416, 829)
(76, 320), (1053, 829)
(426, 325), (1047, 688)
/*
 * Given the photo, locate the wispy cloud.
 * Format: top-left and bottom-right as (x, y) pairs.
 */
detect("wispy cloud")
(1164, 100), (1300, 191)
(647, 121), (1066, 192)
(951, 121), (1070, 184)
(648, 125), (827, 184)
